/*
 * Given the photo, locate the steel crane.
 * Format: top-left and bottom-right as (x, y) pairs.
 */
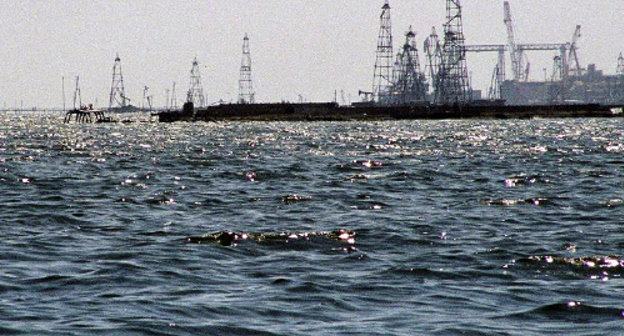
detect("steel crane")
(568, 25), (582, 77)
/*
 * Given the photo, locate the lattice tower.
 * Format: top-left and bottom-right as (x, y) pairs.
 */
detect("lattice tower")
(238, 34), (255, 104)
(434, 0), (471, 105)
(109, 54), (129, 109)
(187, 57), (206, 108)
(617, 53), (624, 76)
(372, 0), (394, 104)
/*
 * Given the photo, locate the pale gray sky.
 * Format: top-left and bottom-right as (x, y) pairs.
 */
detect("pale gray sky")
(0, 0), (622, 108)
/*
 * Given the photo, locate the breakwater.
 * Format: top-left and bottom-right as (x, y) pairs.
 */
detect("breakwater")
(158, 102), (623, 122)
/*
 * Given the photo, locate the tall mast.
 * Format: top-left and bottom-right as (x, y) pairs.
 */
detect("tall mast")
(372, 0), (394, 104)
(238, 34), (255, 104)
(109, 54), (128, 110)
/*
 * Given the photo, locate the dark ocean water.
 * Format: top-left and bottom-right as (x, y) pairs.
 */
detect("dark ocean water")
(1, 112), (624, 335)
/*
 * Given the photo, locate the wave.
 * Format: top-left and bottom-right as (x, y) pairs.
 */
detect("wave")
(506, 301), (624, 323)
(186, 229), (356, 248)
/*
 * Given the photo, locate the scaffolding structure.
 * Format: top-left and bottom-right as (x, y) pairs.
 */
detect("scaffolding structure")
(187, 57), (206, 108)
(109, 54), (129, 110)
(372, 1), (394, 104)
(238, 34), (255, 104)
(434, 0), (471, 105)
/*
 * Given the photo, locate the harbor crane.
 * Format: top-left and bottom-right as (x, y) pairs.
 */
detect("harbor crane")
(503, 1), (569, 82)
(464, 45), (506, 99)
(568, 25), (582, 77)
(504, 1), (524, 81)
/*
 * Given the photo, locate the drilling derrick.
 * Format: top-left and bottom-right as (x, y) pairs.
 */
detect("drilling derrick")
(424, 27), (442, 95)
(487, 64), (501, 100)
(372, 0), (394, 104)
(238, 34), (255, 104)
(392, 27), (427, 105)
(73, 76), (82, 110)
(434, 0), (471, 105)
(142, 86), (153, 111)
(615, 53), (624, 104)
(109, 54), (129, 110)
(391, 53), (402, 91)
(170, 82), (177, 109)
(187, 57), (206, 108)
(548, 55), (564, 103)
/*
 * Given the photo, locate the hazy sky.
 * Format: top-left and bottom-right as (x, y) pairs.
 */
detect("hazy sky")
(1, 0), (622, 108)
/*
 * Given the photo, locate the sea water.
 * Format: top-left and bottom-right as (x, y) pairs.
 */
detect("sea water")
(1, 112), (623, 335)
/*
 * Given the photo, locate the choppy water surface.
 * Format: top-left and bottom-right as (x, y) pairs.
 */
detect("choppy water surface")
(2, 112), (624, 335)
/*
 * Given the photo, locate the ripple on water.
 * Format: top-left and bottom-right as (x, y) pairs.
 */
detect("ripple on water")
(2, 115), (624, 335)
